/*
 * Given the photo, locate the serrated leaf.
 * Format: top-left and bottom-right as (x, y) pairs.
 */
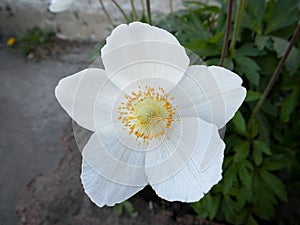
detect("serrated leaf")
(280, 87), (299, 122)
(255, 35), (271, 50)
(242, 0), (265, 34)
(259, 170), (288, 202)
(254, 140), (272, 155)
(232, 111), (247, 135)
(235, 56), (261, 86)
(272, 37), (300, 74)
(236, 43), (262, 57)
(264, 0), (300, 34)
(245, 90), (261, 102)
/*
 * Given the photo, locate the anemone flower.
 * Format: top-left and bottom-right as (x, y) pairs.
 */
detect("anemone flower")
(48, 0), (75, 12)
(55, 22), (246, 207)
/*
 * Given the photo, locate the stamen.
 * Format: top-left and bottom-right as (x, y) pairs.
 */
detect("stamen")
(118, 85), (177, 143)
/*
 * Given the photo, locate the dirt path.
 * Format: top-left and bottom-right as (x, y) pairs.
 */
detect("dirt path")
(0, 42), (95, 225)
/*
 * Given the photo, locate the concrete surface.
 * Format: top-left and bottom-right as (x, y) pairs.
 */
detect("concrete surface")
(0, 0), (184, 41)
(0, 42), (96, 225)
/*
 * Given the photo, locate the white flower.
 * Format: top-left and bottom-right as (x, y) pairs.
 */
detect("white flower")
(48, 0), (75, 12)
(55, 22), (246, 206)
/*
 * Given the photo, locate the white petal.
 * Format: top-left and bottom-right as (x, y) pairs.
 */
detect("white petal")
(49, 0), (75, 12)
(101, 22), (189, 90)
(81, 160), (145, 207)
(208, 66), (247, 124)
(149, 117), (225, 202)
(82, 133), (148, 186)
(174, 65), (246, 128)
(55, 68), (114, 131)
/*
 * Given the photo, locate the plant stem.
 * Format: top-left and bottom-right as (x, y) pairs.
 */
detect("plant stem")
(111, 0), (130, 23)
(251, 22), (300, 117)
(229, 0), (246, 56)
(130, 0), (137, 21)
(169, 0), (173, 13)
(219, 0), (234, 66)
(146, 0), (152, 25)
(98, 0), (115, 27)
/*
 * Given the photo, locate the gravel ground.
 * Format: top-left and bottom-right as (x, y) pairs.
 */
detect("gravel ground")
(0, 42), (96, 225)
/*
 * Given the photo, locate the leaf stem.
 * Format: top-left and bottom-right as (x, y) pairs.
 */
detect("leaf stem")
(219, 0), (234, 66)
(229, 0), (246, 56)
(130, 0), (137, 21)
(251, 22), (300, 116)
(98, 0), (115, 27)
(111, 0), (130, 23)
(146, 0), (152, 25)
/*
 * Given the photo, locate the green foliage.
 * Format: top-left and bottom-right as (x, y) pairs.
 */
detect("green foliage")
(158, 0), (300, 224)
(113, 200), (136, 217)
(17, 27), (55, 55)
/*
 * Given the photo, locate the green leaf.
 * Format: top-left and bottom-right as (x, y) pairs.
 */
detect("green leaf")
(235, 56), (261, 86)
(206, 57), (234, 70)
(245, 91), (261, 102)
(253, 140), (272, 155)
(223, 164), (238, 195)
(123, 200), (135, 216)
(234, 142), (250, 162)
(206, 194), (221, 220)
(236, 43), (262, 57)
(272, 37), (300, 74)
(232, 111), (247, 135)
(248, 116), (259, 138)
(263, 156), (290, 171)
(253, 148), (263, 166)
(264, 0), (300, 34)
(237, 163), (252, 187)
(259, 170), (288, 202)
(114, 203), (123, 216)
(280, 87), (299, 122)
(255, 112), (270, 142)
(255, 35), (271, 50)
(242, 0), (265, 34)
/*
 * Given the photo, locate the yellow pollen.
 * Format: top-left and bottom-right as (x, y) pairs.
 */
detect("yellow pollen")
(118, 86), (177, 143)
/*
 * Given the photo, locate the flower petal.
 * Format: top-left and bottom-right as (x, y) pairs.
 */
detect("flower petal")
(82, 133), (148, 186)
(81, 160), (145, 207)
(55, 68), (116, 131)
(49, 0), (75, 12)
(101, 22), (189, 90)
(174, 65), (246, 128)
(148, 117), (225, 202)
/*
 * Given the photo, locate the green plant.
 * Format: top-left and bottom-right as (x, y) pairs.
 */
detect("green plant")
(158, 0), (300, 224)
(17, 27), (55, 55)
(113, 200), (136, 217)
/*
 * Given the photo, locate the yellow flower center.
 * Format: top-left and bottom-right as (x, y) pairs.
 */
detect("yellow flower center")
(118, 86), (177, 143)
